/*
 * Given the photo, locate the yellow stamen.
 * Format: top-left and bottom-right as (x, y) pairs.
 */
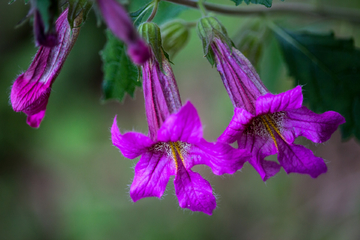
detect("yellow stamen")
(260, 116), (278, 150)
(169, 142), (178, 170)
(174, 142), (186, 166)
(264, 115), (289, 144)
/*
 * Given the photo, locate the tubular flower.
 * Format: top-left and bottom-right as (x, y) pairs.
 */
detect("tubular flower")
(111, 23), (250, 215)
(96, 0), (151, 65)
(198, 17), (346, 181)
(10, 9), (82, 128)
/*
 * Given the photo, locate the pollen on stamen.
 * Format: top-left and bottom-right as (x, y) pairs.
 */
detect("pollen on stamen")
(244, 112), (286, 138)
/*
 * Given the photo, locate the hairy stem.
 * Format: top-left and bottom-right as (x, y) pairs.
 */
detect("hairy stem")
(162, 0), (360, 24)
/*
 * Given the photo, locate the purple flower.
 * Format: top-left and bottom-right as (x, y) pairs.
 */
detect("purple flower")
(10, 9), (81, 128)
(111, 50), (249, 215)
(212, 37), (345, 181)
(96, 0), (151, 65)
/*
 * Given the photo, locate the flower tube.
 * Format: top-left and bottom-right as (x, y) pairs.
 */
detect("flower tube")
(198, 17), (346, 181)
(111, 23), (250, 215)
(10, 9), (82, 128)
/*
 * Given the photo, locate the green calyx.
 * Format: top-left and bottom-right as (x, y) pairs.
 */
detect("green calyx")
(138, 22), (169, 68)
(161, 20), (190, 58)
(197, 16), (233, 66)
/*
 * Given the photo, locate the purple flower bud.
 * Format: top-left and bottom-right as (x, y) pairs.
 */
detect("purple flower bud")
(10, 8), (82, 128)
(96, 0), (150, 65)
(34, 9), (58, 47)
(127, 38), (151, 65)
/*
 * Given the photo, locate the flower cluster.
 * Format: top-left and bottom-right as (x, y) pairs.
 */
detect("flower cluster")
(9, 2), (345, 215)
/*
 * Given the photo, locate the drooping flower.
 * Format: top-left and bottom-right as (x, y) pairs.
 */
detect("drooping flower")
(10, 9), (82, 128)
(96, 0), (151, 65)
(198, 17), (346, 181)
(111, 23), (250, 215)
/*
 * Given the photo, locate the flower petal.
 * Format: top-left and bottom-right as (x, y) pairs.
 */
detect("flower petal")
(218, 107), (254, 144)
(157, 101), (202, 143)
(285, 106), (345, 143)
(130, 152), (175, 202)
(256, 85), (303, 116)
(174, 165), (216, 215)
(189, 139), (250, 175)
(276, 136), (327, 178)
(238, 133), (280, 181)
(111, 116), (154, 159)
(26, 110), (46, 128)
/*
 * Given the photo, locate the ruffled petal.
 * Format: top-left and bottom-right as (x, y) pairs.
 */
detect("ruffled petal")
(174, 165), (216, 215)
(256, 85), (303, 116)
(285, 106), (345, 143)
(276, 136), (327, 178)
(157, 101), (202, 144)
(189, 139), (250, 175)
(238, 133), (280, 181)
(130, 152), (175, 202)
(218, 107), (254, 144)
(111, 116), (154, 159)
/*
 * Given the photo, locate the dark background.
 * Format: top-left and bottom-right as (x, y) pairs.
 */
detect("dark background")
(1, 0), (360, 239)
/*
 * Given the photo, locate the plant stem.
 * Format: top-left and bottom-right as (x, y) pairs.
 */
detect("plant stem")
(162, 0), (360, 24)
(198, 0), (207, 16)
(147, 0), (160, 22)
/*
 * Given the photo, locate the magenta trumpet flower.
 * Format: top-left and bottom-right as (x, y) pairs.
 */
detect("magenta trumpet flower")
(96, 0), (151, 65)
(211, 36), (345, 181)
(112, 24), (250, 214)
(10, 9), (81, 128)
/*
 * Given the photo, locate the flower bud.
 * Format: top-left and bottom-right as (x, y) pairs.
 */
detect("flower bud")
(138, 22), (164, 66)
(161, 20), (190, 58)
(96, 0), (151, 65)
(197, 16), (233, 65)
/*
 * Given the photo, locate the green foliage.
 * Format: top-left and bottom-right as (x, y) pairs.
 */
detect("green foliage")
(152, 1), (188, 24)
(233, 19), (270, 69)
(273, 26), (360, 140)
(67, 0), (93, 27)
(231, 0), (275, 8)
(161, 20), (190, 58)
(36, 0), (53, 32)
(8, 0), (29, 4)
(100, 30), (140, 102)
(130, 2), (153, 27)
(130, 0), (188, 27)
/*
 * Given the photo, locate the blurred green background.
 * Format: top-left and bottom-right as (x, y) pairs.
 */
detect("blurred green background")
(1, 0), (360, 239)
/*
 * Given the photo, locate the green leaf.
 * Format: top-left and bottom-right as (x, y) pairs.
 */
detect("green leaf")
(130, 0), (188, 27)
(231, 0), (273, 8)
(130, 2), (153, 27)
(272, 25), (360, 140)
(67, 0), (93, 27)
(153, 1), (188, 24)
(36, 0), (52, 32)
(100, 30), (140, 102)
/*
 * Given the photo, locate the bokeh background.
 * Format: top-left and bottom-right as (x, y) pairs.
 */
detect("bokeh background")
(1, 0), (360, 239)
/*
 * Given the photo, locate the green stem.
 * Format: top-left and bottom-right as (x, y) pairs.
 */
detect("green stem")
(198, 0), (207, 16)
(162, 0), (360, 24)
(147, 0), (160, 22)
